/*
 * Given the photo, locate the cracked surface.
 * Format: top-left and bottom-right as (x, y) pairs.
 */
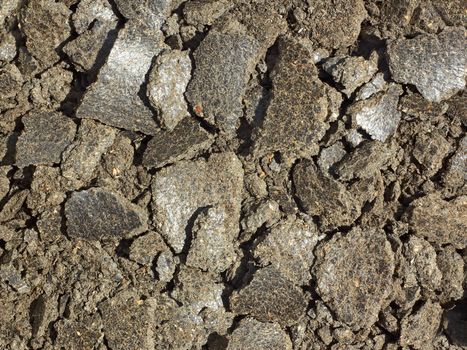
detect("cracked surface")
(0, 0), (466, 349)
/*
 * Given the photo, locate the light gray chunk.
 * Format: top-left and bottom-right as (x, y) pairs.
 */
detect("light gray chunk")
(388, 27), (466, 102)
(186, 206), (237, 273)
(350, 84), (402, 141)
(152, 152), (243, 253)
(0, 30), (16, 62)
(76, 8), (169, 134)
(314, 228), (395, 330)
(61, 119), (117, 184)
(147, 50), (192, 130)
(65, 187), (148, 239)
(318, 141), (347, 174)
(16, 111), (76, 167)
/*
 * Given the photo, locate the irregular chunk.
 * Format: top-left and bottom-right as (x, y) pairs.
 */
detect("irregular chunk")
(172, 267), (224, 313)
(323, 54), (378, 97)
(402, 236), (442, 296)
(30, 65), (73, 108)
(76, 26), (162, 133)
(20, 0), (71, 68)
(65, 187), (148, 239)
(253, 215), (318, 285)
(230, 266), (307, 326)
(61, 119), (116, 184)
(15, 111), (76, 167)
(306, 0), (367, 49)
(99, 292), (155, 350)
(55, 314), (102, 350)
(152, 152), (243, 252)
(254, 36), (329, 156)
(293, 160), (360, 230)
(388, 27), (466, 102)
(350, 84), (402, 141)
(186, 6), (285, 133)
(413, 130), (451, 177)
(318, 141), (346, 174)
(314, 228), (395, 330)
(0, 30), (16, 62)
(142, 117), (212, 168)
(186, 31), (260, 133)
(129, 231), (169, 266)
(63, 0), (118, 71)
(147, 50), (192, 130)
(400, 301), (443, 349)
(334, 141), (394, 180)
(186, 206), (237, 273)
(227, 318), (292, 350)
(0, 63), (23, 99)
(443, 135), (466, 188)
(399, 92), (449, 120)
(240, 199), (281, 235)
(183, 0), (233, 26)
(407, 194), (467, 249)
(436, 246), (464, 303)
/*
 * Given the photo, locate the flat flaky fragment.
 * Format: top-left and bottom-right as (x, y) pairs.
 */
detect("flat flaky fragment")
(230, 266), (307, 326)
(350, 84), (402, 141)
(186, 6), (285, 133)
(253, 215), (318, 285)
(227, 318), (292, 350)
(142, 117), (212, 168)
(306, 0), (367, 49)
(400, 301), (443, 349)
(407, 194), (467, 249)
(152, 152), (243, 253)
(61, 119), (117, 183)
(334, 141), (394, 180)
(186, 206), (237, 273)
(76, 24), (165, 134)
(388, 27), (466, 102)
(293, 160), (360, 230)
(314, 228), (395, 330)
(186, 30), (260, 133)
(15, 111), (76, 167)
(99, 293), (156, 350)
(254, 36), (329, 156)
(20, 0), (71, 67)
(183, 0), (233, 26)
(147, 50), (192, 130)
(65, 187), (148, 239)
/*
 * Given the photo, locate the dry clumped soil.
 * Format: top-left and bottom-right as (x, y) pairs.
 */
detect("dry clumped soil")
(0, 0), (466, 349)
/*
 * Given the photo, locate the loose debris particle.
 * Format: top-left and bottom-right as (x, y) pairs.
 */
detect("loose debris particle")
(388, 27), (466, 102)
(65, 187), (148, 239)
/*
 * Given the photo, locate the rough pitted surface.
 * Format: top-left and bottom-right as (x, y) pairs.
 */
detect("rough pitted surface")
(230, 266), (308, 326)
(152, 152), (243, 253)
(65, 187), (147, 239)
(1, 0), (466, 349)
(314, 228), (395, 330)
(15, 111), (76, 167)
(388, 27), (466, 102)
(147, 50), (192, 131)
